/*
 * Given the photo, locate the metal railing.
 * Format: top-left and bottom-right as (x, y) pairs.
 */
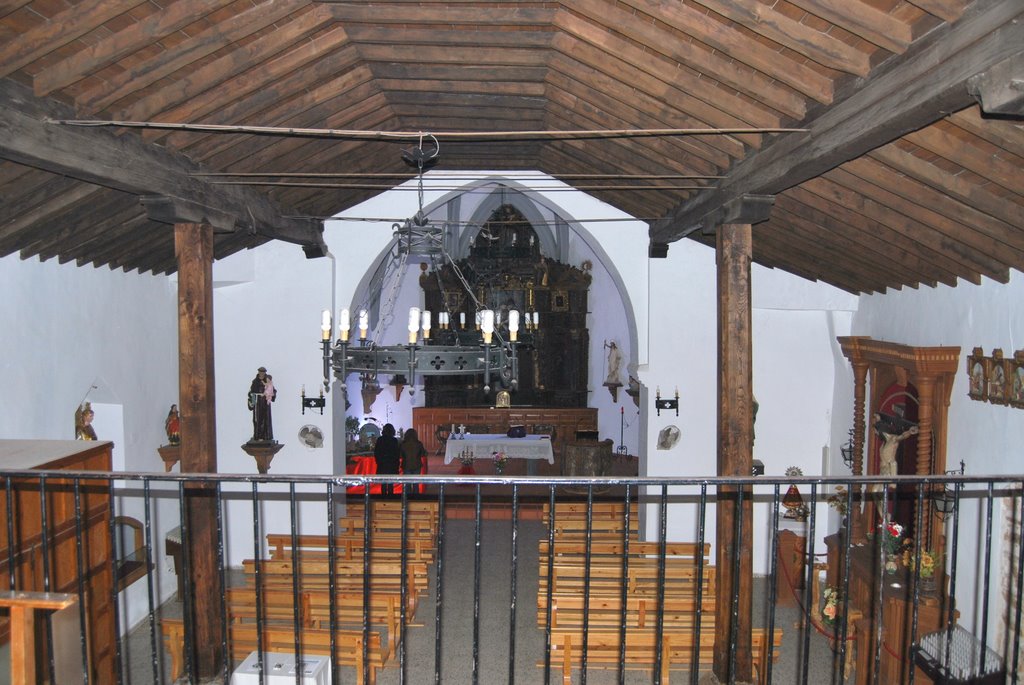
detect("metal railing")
(0, 470), (1020, 685)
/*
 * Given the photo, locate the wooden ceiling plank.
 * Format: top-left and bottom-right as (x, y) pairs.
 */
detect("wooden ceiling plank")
(180, 68), (379, 163)
(787, 185), (966, 286)
(41, 199), (146, 261)
(904, 122), (1024, 198)
(79, 0), (314, 112)
(773, 200), (933, 290)
(844, 155), (1024, 255)
(323, 3), (556, 26)
(370, 63), (550, 83)
(687, 0), (871, 76)
(109, 227), (177, 273)
(801, 177), (1005, 281)
(825, 166), (1024, 268)
(127, 15), (345, 127)
(903, 0), (966, 24)
(376, 79), (547, 97)
(0, 1), (32, 22)
(0, 80), (324, 251)
(356, 43), (550, 67)
(549, 34), (764, 148)
(869, 143), (1024, 229)
(34, 0), (238, 96)
(751, 222), (869, 293)
(342, 25), (554, 50)
(614, 0), (834, 104)
(544, 84), (729, 174)
(653, 0), (1024, 243)
(566, 0), (811, 115)
(948, 108), (1024, 158)
(551, 13), (785, 128)
(544, 63), (744, 163)
(785, 0), (912, 54)
(0, 182), (102, 255)
(0, 0), (149, 78)
(60, 213), (149, 266)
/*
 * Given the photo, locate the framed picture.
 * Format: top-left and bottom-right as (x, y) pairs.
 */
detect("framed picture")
(1011, 350), (1024, 409)
(987, 348), (1009, 405)
(551, 289), (569, 312)
(967, 347), (986, 401)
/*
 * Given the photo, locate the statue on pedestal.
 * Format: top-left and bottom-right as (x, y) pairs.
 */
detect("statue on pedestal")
(248, 366), (277, 443)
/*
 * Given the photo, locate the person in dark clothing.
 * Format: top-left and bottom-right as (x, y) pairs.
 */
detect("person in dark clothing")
(400, 428), (428, 494)
(374, 423), (401, 496)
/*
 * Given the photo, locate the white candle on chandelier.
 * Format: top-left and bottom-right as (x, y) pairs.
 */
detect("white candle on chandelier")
(475, 311), (482, 330)
(532, 311), (539, 328)
(408, 307), (421, 344)
(508, 310), (520, 342)
(421, 310), (431, 340)
(481, 309), (495, 344)
(338, 308), (350, 341)
(358, 309), (369, 339)
(321, 309), (331, 341)
(460, 312), (466, 328)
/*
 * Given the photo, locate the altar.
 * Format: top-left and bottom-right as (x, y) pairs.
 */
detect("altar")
(444, 434), (554, 465)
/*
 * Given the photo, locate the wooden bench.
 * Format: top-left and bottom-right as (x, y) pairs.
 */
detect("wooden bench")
(539, 540), (708, 565)
(161, 617), (388, 685)
(242, 557), (426, 615)
(540, 502), (641, 539)
(224, 586), (403, 652)
(546, 625), (783, 685)
(544, 594), (718, 631)
(266, 533), (436, 564)
(538, 560), (716, 601)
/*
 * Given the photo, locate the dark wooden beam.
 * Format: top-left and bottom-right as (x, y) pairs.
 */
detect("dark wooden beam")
(651, 0), (1024, 243)
(174, 221), (224, 680)
(715, 221), (754, 683)
(700, 195), (775, 235)
(0, 79), (325, 252)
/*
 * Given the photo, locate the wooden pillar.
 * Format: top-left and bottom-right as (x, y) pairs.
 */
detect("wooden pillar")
(715, 221), (754, 683)
(914, 375), (936, 550)
(850, 360), (869, 542)
(174, 222), (224, 679)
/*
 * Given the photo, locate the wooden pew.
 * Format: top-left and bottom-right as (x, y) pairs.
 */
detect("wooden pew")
(545, 594), (718, 631)
(224, 586), (403, 653)
(242, 557), (426, 615)
(545, 625), (783, 685)
(540, 502), (641, 539)
(161, 617), (388, 685)
(266, 532), (436, 564)
(539, 540), (709, 565)
(538, 560), (717, 601)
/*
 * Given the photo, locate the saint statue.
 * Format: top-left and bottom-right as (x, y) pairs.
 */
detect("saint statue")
(165, 404), (181, 445)
(248, 367), (277, 442)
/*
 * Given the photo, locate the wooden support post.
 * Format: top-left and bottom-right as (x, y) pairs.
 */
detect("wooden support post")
(715, 221), (754, 684)
(851, 360), (869, 542)
(174, 222), (224, 679)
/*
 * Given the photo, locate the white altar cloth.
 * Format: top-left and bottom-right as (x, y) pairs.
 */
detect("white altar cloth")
(444, 434), (554, 464)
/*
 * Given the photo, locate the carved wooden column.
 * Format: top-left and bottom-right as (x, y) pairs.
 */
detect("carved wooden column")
(174, 221), (224, 679)
(913, 375), (936, 550)
(851, 357), (869, 542)
(715, 220), (754, 684)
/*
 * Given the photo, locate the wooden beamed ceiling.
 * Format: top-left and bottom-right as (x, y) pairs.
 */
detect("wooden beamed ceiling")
(0, 0), (1021, 292)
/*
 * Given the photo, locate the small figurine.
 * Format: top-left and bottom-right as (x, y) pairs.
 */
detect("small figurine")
(165, 404), (181, 446)
(248, 367), (277, 442)
(75, 403), (97, 441)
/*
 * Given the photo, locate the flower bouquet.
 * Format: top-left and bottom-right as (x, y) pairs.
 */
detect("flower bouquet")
(826, 486), (849, 517)
(881, 521), (905, 555)
(821, 586), (841, 626)
(492, 451), (508, 474)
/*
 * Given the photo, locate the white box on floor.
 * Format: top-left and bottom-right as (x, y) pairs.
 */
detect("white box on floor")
(231, 651), (331, 685)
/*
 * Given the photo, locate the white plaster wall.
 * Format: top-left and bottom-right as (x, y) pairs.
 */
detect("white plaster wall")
(0, 253), (181, 631)
(853, 271), (1024, 647)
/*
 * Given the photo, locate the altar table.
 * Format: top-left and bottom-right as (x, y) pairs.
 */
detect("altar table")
(444, 434), (554, 465)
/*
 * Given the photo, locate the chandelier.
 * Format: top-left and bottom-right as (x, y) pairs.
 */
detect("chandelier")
(319, 139), (540, 397)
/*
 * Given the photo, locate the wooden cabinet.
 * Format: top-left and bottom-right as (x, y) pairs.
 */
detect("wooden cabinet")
(0, 440), (116, 684)
(413, 406), (597, 460)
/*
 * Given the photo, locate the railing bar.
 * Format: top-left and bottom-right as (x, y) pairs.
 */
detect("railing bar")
(908, 482), (926, 685)
(326, 481), (339, 685)
(943, 481), (962, 677)
(107, 478), (124, 685)
(362, 482), (372, 685)
(979, 481), (995, 674)
(214, 481), (229, 685)
(289, 482), (302, 685)
(141, 480), (160, 685)
(1012, 479), (1024, 685)
(400, 482), (410, 685)
(72, 479), (91, 685)
(433, 483), (447, 685)
(872, 484), (892, 685)
(764, 483), (781, 685)
(37, 475), (56, 684)
(472, 482), (483, 685)
(4, 477), (14, 589)
(508, 482), (519, 685)
(692, 483), (708, 685)
(250, 481), (265, 685)
(542, 483), (556, 685)
(179, 480), (196, 683)
(581, 483), (594, 685)
(655, 484), (668, 685)
(836, 480), (855, 684)
(617, 483), (632, 685)
(728, 482), (743, 685)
